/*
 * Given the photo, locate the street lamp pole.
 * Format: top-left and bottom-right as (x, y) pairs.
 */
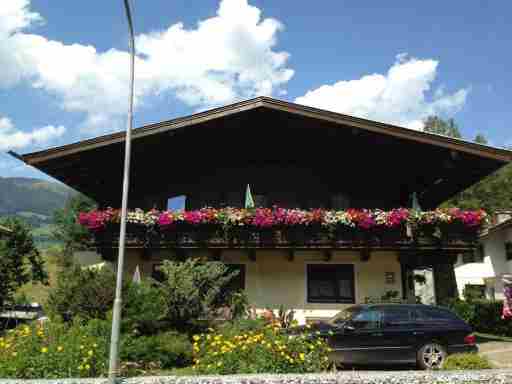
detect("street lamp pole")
(108, 0), (135, 381)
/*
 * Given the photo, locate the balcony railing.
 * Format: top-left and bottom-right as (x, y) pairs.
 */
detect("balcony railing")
(78, 207), (487, 252)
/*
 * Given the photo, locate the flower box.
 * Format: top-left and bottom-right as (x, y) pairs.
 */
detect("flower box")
(440, 223), (479, 244)
(332, 225), (356, 244)
(413, 223), (440, 244)
(78, 206), (488, 248)
(258, 228), (277, 246)
(373, 224), (408, 245)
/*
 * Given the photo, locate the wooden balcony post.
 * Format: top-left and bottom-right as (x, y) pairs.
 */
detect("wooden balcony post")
(433, 261), (458, 306)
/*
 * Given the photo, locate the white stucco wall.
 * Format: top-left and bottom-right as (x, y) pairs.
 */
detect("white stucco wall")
(121, 248), (403, 324)
(454, 224), (512, 300)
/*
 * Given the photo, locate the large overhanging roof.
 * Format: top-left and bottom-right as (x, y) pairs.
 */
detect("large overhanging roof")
(13, 97), (512, 208)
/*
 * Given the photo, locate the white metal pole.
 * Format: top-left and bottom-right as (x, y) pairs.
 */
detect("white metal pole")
(108, 0), (135, 381)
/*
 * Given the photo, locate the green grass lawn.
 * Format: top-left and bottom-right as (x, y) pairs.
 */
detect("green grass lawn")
(18, 247), (61, 305)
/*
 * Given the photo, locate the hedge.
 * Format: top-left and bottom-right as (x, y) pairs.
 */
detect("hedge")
(447, 299), (512, 337)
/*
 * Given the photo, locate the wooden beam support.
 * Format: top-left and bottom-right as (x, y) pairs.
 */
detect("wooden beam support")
(323, 249), (333, 261)
(286, 249), (295, 262)
(360, 248), (371, 262)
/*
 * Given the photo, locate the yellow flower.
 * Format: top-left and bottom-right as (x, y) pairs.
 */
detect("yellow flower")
(57, 346), (64, 352)
(192, 335), (200, 341)
(88, 350), (94, 356)
(79, 365), (84, 370)
(80, 345), (84, 349)
(85, 364), (91, 370)
(217, 362), (222, 367)
(41, 347), (48, 353)
(93, 343), (98, 348)
(299, 353), (305, 361)
(12, 352), (17, 357)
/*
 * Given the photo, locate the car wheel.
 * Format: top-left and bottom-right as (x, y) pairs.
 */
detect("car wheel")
(417, 342), (447, 370)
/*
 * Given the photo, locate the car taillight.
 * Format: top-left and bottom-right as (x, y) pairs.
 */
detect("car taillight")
(464, 334), (476, 345)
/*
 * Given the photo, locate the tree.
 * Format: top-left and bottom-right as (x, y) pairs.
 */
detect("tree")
(0, 218), (47, 308)
(52, 194), (96, 265)
(474, 133), (488, 145)
(423, 117), (511, 213)
(424, 116), (462, 138)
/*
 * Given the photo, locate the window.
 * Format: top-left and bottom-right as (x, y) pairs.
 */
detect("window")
(351, 309), (382, 330)
(463, 284), (486, 300)
(382, 307), (413, 328)
(253, 194), (267, 208)
(415, 307), (460, 322)
(307, 264), (355, 303)
(167, 195), (186, 211)
(505, 242), (512, 261)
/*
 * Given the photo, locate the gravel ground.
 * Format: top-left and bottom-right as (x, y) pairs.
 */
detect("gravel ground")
(3, 370), (512, 384)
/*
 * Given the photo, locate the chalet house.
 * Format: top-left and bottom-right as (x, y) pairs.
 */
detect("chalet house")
(454, 211), (512, 300)
(16, 97), (512, 324)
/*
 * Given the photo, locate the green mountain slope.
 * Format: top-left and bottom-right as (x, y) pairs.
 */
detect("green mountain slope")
(0, 177), (76, 231)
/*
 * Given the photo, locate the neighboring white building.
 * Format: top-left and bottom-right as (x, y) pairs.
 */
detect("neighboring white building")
(454, 211), (512, 300)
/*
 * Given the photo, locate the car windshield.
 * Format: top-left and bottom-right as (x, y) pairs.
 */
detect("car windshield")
(328, 307), (361, 325)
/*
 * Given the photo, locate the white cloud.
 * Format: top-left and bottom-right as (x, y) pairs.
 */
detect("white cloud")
(295, 54), (468, 130)
(0, 0), (293, 134)
(0, 115), (65, 151)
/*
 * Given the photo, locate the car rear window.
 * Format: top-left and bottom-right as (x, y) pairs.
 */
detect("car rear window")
(382, 307), (414, 328)
(414, 307), (460, 322)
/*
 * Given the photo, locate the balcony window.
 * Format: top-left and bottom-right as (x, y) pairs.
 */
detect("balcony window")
(167, 195), (186, 211)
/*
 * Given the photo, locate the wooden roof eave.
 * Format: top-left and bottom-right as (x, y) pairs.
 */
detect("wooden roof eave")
(16, 97), (512, 166)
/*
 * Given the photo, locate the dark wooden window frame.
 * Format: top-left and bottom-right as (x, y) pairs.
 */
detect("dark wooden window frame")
(306, 263), (355, 304)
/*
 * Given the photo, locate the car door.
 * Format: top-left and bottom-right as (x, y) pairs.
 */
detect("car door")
(413, 307), (469, 349)
(330, 308), (385, 365)
(379, 306), (418, 363)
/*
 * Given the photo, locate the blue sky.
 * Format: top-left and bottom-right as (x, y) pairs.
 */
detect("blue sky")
(1, 0), (511, 180)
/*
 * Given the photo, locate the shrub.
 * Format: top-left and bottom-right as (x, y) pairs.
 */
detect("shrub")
(191, 321), (332, 374)
(442, 353), (493, 370)
(47, 265), (118, 321)
(447, 299), (512, 337)
(47, 265), (166, 334)
(121, 331), (192, 372)
(0, 319), (110, 379)
(121, 282), (167, 335)
(157, 259), (243, 330)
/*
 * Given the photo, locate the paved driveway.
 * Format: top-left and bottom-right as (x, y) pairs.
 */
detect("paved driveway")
(477, 334), (512, 368)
